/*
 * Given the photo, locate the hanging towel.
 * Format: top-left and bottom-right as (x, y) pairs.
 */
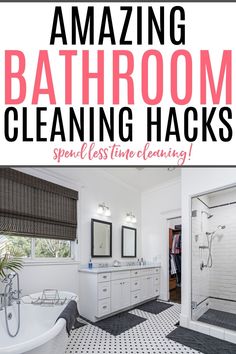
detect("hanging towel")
(56, 300), (81, 336)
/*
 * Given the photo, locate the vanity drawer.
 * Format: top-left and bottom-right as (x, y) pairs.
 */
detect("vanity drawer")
(111, 271), (130, 280)
(98, 273), (111, 283)
(97, 299), (111, 317)
(131, 269), (141, 277)
(131, 290), (141, 305)
(153, 275), (160, 284)
(131, 278), (141, 291)
(154, 267), (160, 274)
(98, 282), (111, 300)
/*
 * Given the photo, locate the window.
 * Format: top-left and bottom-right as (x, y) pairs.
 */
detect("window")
(35, 238), (71, 258)
(2, 235), (72, 260)
(0, 168), (78, 261)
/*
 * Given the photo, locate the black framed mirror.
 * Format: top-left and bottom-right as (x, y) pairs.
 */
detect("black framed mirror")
(121, 226), (137, 258)
(91, 219), (112, 257)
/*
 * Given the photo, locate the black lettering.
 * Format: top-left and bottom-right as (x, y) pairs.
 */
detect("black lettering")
(148, 6), (164, 45)
(219, 107), (233, 142)
(184, 107), (198, 142)
(120, 7), (132, 45)
(137, 7), (142, 45)
(72, 6), (94, 44)
(36, 107), (47, 141)
(99, 108), (114, 141)
(23, 108), (33, 141)
(99, 7), (115, 44)
(69, 107), (84, 141)
(202, 107), (217, 141)
(119, 107), (133, 142)
(50, 6), (67, 45)
(50, 107), (66, 141)
(89, 108), (95, 141)
(4, 107), (18, 142)
(165, 107), (181, 141)
(170, 6), (185, 45)
(147, 107), (161, 141)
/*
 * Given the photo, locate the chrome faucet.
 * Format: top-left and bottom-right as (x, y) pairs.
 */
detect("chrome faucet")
(3, 273), (21, 306)
(0, 293), (4, 310)
(3, 272), (21, 337)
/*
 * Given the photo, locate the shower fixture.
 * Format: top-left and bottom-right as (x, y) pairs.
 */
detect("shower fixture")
(205, 224), (226, 237)
(200, 210), (214, 233)
(201, 211), (214, 219)
(200, 224), (226, 270)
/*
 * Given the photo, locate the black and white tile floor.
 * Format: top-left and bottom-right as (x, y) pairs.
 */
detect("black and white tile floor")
(65, 302), (202, 354)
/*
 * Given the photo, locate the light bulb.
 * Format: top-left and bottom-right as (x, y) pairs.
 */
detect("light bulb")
(105, 207), (111, 217)
(126, 213), (131, 222)
(97, 205), (104, 214)
(132, 215), (137, 223)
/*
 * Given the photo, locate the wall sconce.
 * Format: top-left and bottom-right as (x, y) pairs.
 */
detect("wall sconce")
(126, 212), (137, 223)
(97, 202), (111, 217)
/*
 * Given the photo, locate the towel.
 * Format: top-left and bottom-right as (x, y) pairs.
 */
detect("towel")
(57, 300), (81, 335)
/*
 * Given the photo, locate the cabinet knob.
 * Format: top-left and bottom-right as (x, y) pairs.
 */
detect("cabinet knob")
(135, 282), (138, 285)
(103, 276), (107, 279)
(103, 289), (107, 292)
(134, 296), (137, 299)
(102, 305), (107, 309)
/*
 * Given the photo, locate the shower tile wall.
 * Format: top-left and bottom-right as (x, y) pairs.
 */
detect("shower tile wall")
(192, 197), (210, 319)
(192, 189), (236, 322)
(208, 192), (236, 314)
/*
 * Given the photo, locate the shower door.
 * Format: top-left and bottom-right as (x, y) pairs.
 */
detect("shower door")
(191, 186), (236, 332)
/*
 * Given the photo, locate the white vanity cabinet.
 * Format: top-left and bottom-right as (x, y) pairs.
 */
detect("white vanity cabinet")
(111, 278), (131, 312)
(79, 265), (160, 322)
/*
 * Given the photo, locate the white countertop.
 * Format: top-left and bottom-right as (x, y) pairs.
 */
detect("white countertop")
(79, 263), (161, 274)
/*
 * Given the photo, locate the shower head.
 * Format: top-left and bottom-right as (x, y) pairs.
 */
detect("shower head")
(206, 225), (226, 236)
(217, 225), (226, 230)
(201, 210), (214, 219)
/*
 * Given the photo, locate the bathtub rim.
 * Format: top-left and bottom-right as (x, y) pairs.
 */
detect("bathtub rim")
(0, 291), (78, 354)
(0, 318), (66, 354)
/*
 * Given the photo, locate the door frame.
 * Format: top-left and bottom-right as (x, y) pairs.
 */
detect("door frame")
(160, 208), (181, 301)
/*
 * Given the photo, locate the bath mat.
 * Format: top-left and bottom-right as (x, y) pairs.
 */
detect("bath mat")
(167, 326), (236, 354)
(73, 321), (87, 330)
(198, 309), (236, 332)
(93, 312), (146, 336)
(136, 300), (173, 314)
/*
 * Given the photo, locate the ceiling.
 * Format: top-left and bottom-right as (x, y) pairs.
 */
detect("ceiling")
(102, 168), (181, 191)
(47, 167), (181, 192)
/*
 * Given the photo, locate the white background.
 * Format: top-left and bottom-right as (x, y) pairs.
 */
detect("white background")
(0, 2), (235, 166)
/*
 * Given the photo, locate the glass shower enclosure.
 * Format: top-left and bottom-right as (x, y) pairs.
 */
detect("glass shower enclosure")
(191, 186), (236, 332)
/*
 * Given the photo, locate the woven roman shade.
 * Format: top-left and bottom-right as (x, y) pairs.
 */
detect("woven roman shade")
(0, 168), (78, 241)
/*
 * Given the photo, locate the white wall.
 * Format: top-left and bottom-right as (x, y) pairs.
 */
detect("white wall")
(141, 178), (181, 300)
(14, 167), (141, 296)
(20, 263), (79, 296)
(75, 169), (141, 264)
(181, 167), (236, 328)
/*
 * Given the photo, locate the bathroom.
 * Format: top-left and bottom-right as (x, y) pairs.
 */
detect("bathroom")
(1, 167), (236, 353)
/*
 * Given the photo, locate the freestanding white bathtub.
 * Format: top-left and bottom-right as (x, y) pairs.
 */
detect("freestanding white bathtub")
(0, 291), (78, 354)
